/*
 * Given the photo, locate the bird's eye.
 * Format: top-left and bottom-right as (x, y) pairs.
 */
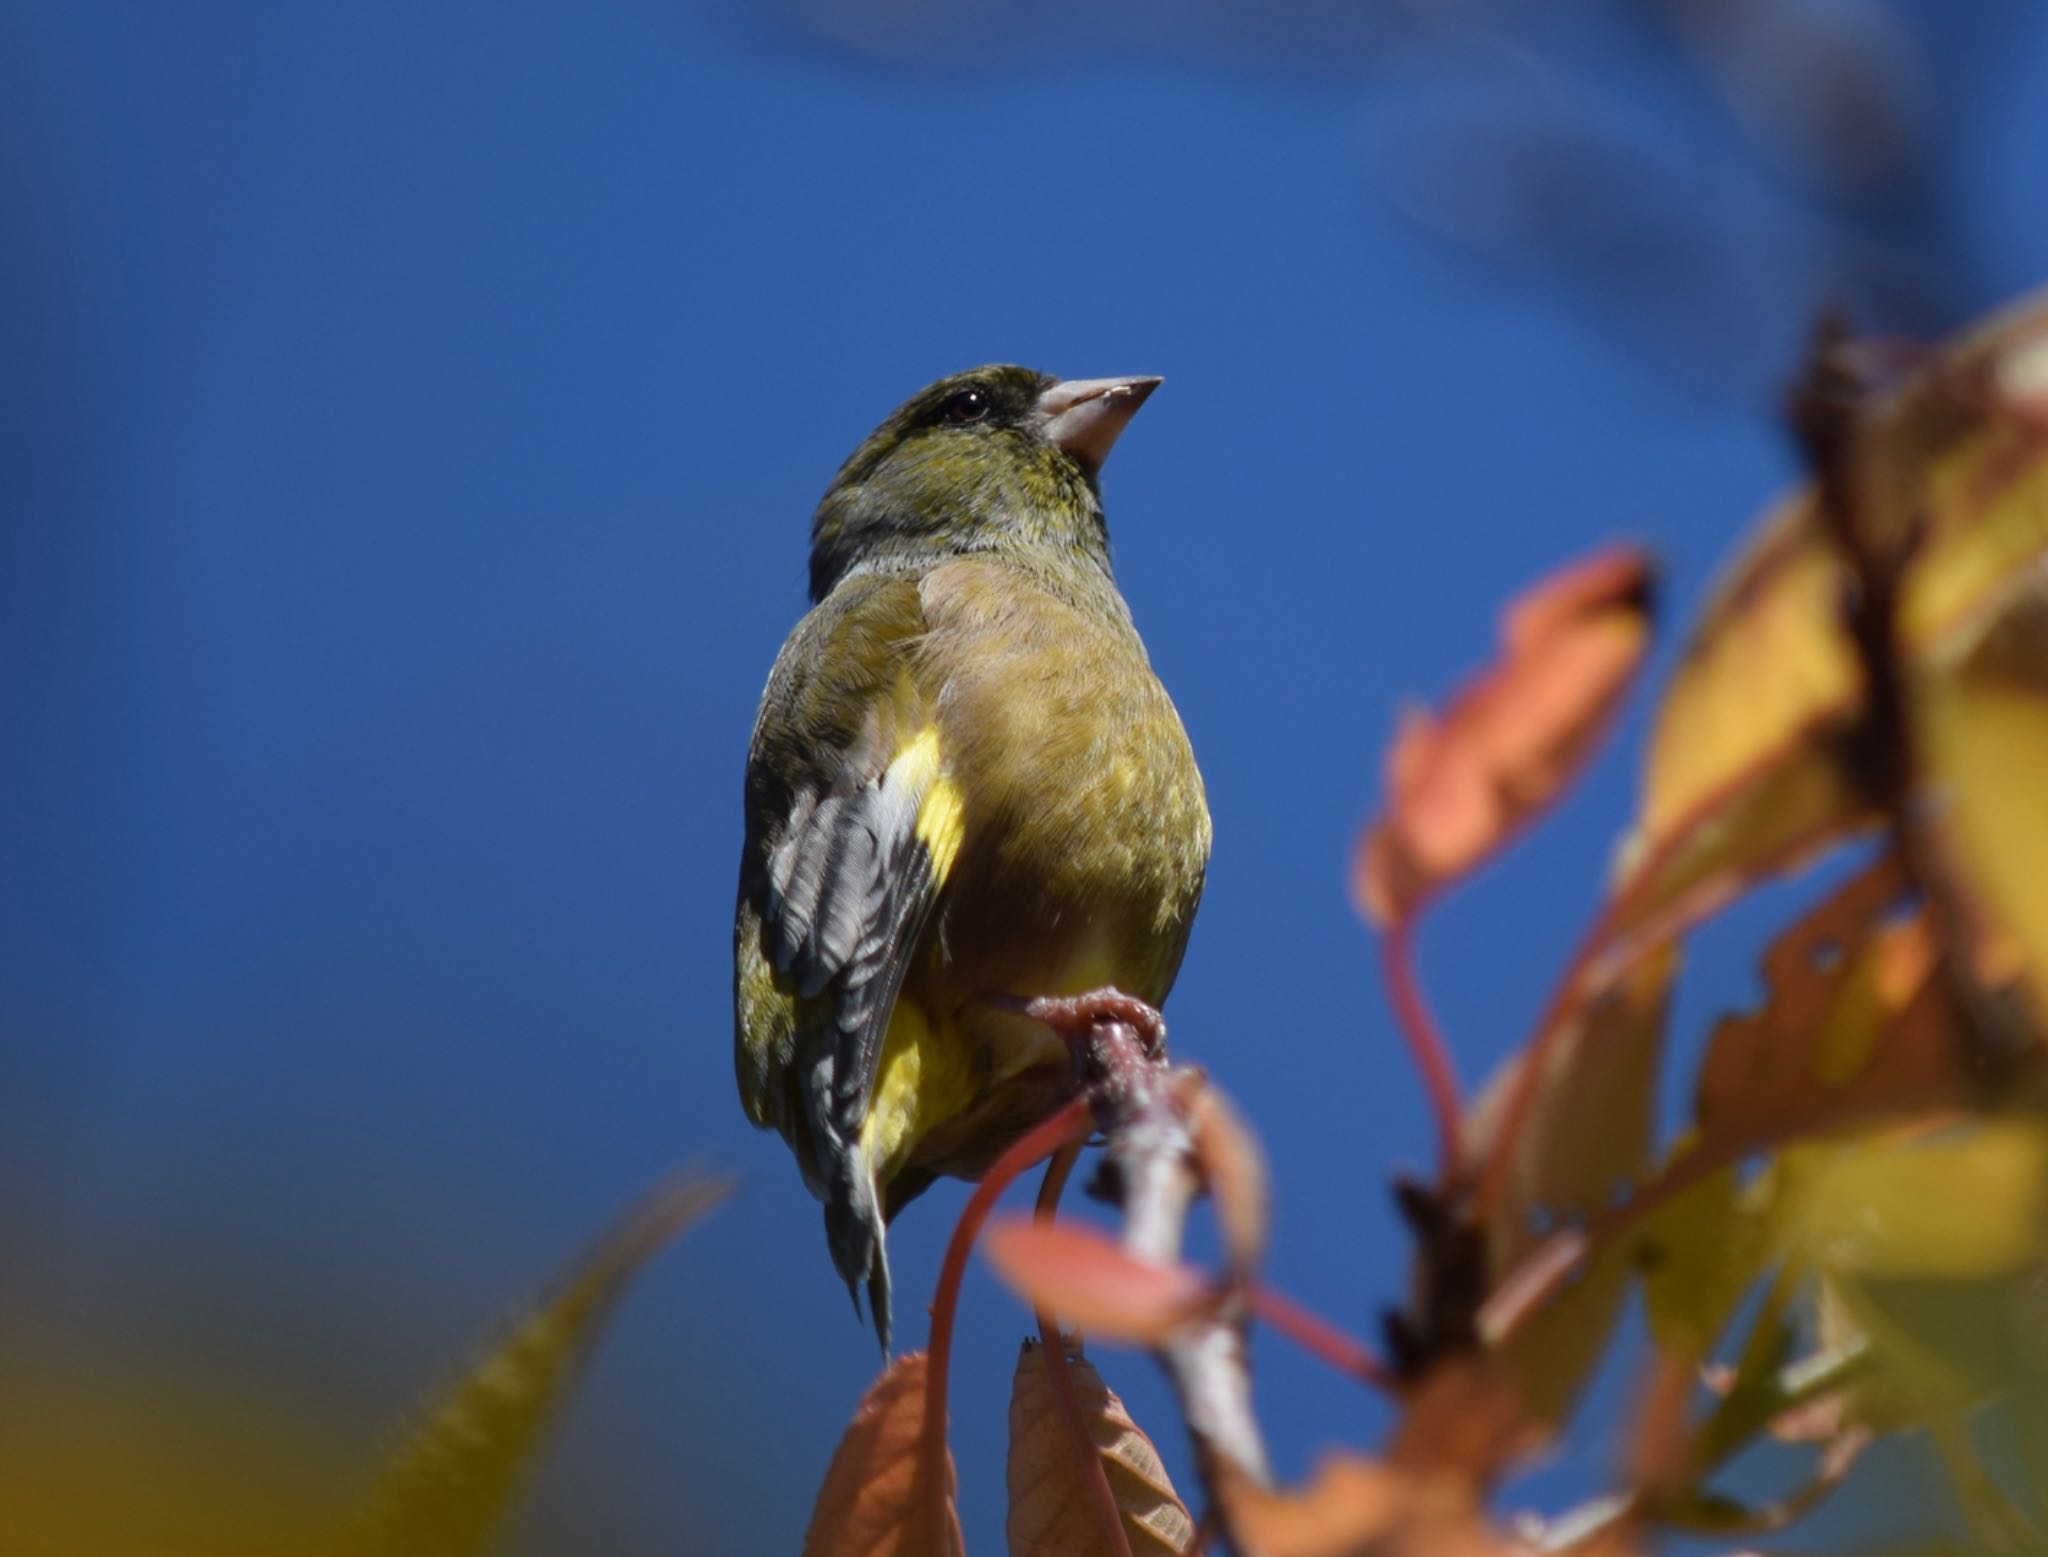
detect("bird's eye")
(939, 387), (990, 425)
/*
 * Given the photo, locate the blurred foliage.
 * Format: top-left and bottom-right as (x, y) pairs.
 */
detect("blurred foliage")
(0, 1173), (724, 1557)
(823, 288), (2048, 1555)
(766, 0), (2037, 400)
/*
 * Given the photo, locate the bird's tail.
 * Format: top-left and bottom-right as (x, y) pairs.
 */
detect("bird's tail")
(825, 1160), (892, 1354)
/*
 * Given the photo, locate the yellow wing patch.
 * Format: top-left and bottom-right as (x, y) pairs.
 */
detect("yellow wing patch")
(853, 727), (973, 1182)
(893, 727), (967, 881)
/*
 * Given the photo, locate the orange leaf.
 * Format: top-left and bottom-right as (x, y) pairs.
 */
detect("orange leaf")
(1355, 546), (1654, 927)
(1699, 864), (1940, 1132)
(1006, 1338), (1194, 1556)
(1389, 1355), (1550, 1488)
(1694, 852), (1969, 1151)
(1215, 1453), (1529, 1557)
(982, 1221), (1216, 1345)
(803, 1353), (959, 1557)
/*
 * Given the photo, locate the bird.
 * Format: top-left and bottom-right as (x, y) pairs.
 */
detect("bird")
(732, 364), (1210, 1349)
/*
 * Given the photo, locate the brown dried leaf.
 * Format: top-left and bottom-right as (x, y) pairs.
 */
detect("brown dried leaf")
(1694, 853), (1970, 1151)
(804, 1352), (959, 1557)
(1355, 547), (1654, 927)
(1006, 1338), (1194, 1557)
(982, 1220), (1216, 1345)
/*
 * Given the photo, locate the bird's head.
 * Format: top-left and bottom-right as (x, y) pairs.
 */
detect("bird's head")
(808, 364), (1160, 601)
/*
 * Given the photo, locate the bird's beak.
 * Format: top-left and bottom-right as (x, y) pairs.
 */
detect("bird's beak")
(1037, 375), (1162, 472)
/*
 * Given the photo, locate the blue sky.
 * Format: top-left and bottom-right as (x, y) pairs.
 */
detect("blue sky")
(4, 1), (2047, 1550)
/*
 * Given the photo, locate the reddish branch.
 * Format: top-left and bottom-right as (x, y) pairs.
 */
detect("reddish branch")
(923, 1098), (1093, 1557)
(1382, 920), (1466, 1187)
(1251, 1285), (1394, 1390)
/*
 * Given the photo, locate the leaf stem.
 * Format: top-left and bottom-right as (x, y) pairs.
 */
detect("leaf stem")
(1691, 1337), (1871, 1472)
(923, 1097), (1093, 1557)
(1383, 918), (1465, 1187)
(1248, 1285), (1394, 1391)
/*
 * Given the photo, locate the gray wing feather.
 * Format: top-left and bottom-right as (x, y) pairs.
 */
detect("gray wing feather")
(754, 746), (948, 1352)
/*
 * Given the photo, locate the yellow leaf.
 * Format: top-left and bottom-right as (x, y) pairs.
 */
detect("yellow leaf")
(1006, 1338), (1194, 1557)
(1612, 288), (2048, 956)
(340, 1172), (731, 1557)
(1462, 946), (1675, 1429)
(1920, 668), (2048, 1025)
(1783, 1121), (2048, 1429)
(1794, 1120), (2048, 1282)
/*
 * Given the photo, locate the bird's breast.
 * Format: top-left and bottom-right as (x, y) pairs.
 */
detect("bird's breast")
(911, 559), (1211, 1012)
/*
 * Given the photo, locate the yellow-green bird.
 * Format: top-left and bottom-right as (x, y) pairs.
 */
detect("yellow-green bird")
(733, 365), (1210, 1348)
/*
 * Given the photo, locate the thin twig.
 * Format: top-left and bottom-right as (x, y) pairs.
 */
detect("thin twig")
(1691, 1339), (1872, 1473)
(1660, 1426), (1872, 1536)
(1037, 1139), (1083, 1220)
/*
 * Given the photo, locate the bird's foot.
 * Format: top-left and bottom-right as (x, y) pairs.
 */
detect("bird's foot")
(1002, 986), (1167, 1059)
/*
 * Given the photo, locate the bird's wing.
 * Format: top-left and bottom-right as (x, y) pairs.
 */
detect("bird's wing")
(763, 721), (961, 1147)
(734, 575), (964, 1343)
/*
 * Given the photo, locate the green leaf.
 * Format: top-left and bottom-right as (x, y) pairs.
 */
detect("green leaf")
(337, 1172), (732, 1557)
(1635, 1160), (1763, 1360)
(1785, 1122), (2048, 1431)
(1468, 945), (1675, 1428)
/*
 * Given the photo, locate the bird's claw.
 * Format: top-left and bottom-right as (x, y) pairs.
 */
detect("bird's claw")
(1001, 986), (1168, 1059)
